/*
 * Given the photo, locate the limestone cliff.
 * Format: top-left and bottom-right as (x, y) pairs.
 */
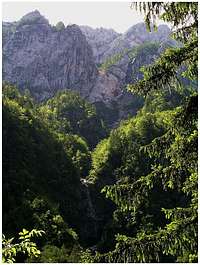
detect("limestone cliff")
(80, 26), (120, 64)
(3, 10), (98, 101)
(3, 11), (176, 124)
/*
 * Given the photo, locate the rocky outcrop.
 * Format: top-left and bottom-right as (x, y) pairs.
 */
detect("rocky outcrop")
(88, 71), (122, 102)
(80, 26), (120, 64)
(83, 24), (177, 123)
(81, 23), (177, 122)
(105, 23), (175, 61)
(98, 23), (176, 81)
(81, 23), (176, 65)
(3, 10), (98, 101)
(3, 11), (177, 126)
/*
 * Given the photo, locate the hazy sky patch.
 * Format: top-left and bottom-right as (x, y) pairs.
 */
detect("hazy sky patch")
(2, 1), (147, 33)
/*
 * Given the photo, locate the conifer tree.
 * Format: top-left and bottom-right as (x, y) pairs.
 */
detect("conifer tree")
(95, 2), (198, 262)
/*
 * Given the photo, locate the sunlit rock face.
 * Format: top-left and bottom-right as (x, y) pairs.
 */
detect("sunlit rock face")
(82, 23), (176, 123)
(3, 10), (98, 101)
(81, 23), (174, 65)
(3, 11), (175, 125)
(81, 22), (176, 104)
(80, 26), (120, 64)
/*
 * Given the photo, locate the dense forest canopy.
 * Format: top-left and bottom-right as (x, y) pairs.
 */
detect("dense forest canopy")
(95, 2), (198, 262)
(2, 2), (198, 263)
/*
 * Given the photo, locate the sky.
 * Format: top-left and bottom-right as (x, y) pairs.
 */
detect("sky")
(2, 1), (147, 33)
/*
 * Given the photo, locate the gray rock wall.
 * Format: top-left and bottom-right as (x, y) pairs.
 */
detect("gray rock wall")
(3, 11), (176, 125)
(3, 11), (98, 101)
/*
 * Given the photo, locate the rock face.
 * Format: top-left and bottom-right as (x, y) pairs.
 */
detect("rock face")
(3, 10), (98, 100)
(95, 23), (176, 82)
(3, 11), (176, 124)
(82, 23), (175, 65)
(108, 23), (172, 55)
(80, 26), (120, 64)
(89, 71), (122, 102)
(82, 23), (177, 123)
(81, 22), (176, 106)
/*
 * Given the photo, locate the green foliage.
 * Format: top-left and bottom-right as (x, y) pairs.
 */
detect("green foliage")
(94, 101), (119, 128)
(100, 42), (160, 73)
(128, 2), (198, 96)
(133, 2), (197, 41)
(92, 2), (198, 262)
(79, 249), (95, 263)
(3, 84), (81, 239)
(128, 41), (160, 59)
(3, 3), (197, 262)
(29, 197), (78, 247)
(2, 84), (90, 262)
(38, 245), (69, 262)
(128, 38), (197, 95)
(141, 86), (191, 114)
(100, 49), (129, 71)
(28, 244), (82, 263)
(2, 229), (44, 263)
(39, 90), (108, 148)
(125, 42), (161, 86)
(96, 94), (197, 263)
(58, 134), (91, 177)
(89, 110), (167, 188)
(3, 82), (34, 109)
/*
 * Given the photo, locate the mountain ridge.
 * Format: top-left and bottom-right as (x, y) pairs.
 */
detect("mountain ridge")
(2, 10), (176, 125)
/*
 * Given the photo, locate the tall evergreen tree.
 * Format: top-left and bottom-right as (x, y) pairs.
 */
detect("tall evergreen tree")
(94, 2), (198, 262)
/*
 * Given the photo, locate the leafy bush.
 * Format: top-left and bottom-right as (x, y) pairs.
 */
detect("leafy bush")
(2, 229), (44, 263)
(39, 90), (108, 148)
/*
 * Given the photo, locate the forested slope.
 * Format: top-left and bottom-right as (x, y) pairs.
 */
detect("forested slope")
(2, 2), (198, 263)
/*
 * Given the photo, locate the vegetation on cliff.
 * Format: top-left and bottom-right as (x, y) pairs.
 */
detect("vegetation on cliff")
(2, 2), (197, 263)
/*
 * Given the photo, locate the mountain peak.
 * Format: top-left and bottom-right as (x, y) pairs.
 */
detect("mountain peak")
(19, 10), (49, 25)
(125, 22), (170, 36)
